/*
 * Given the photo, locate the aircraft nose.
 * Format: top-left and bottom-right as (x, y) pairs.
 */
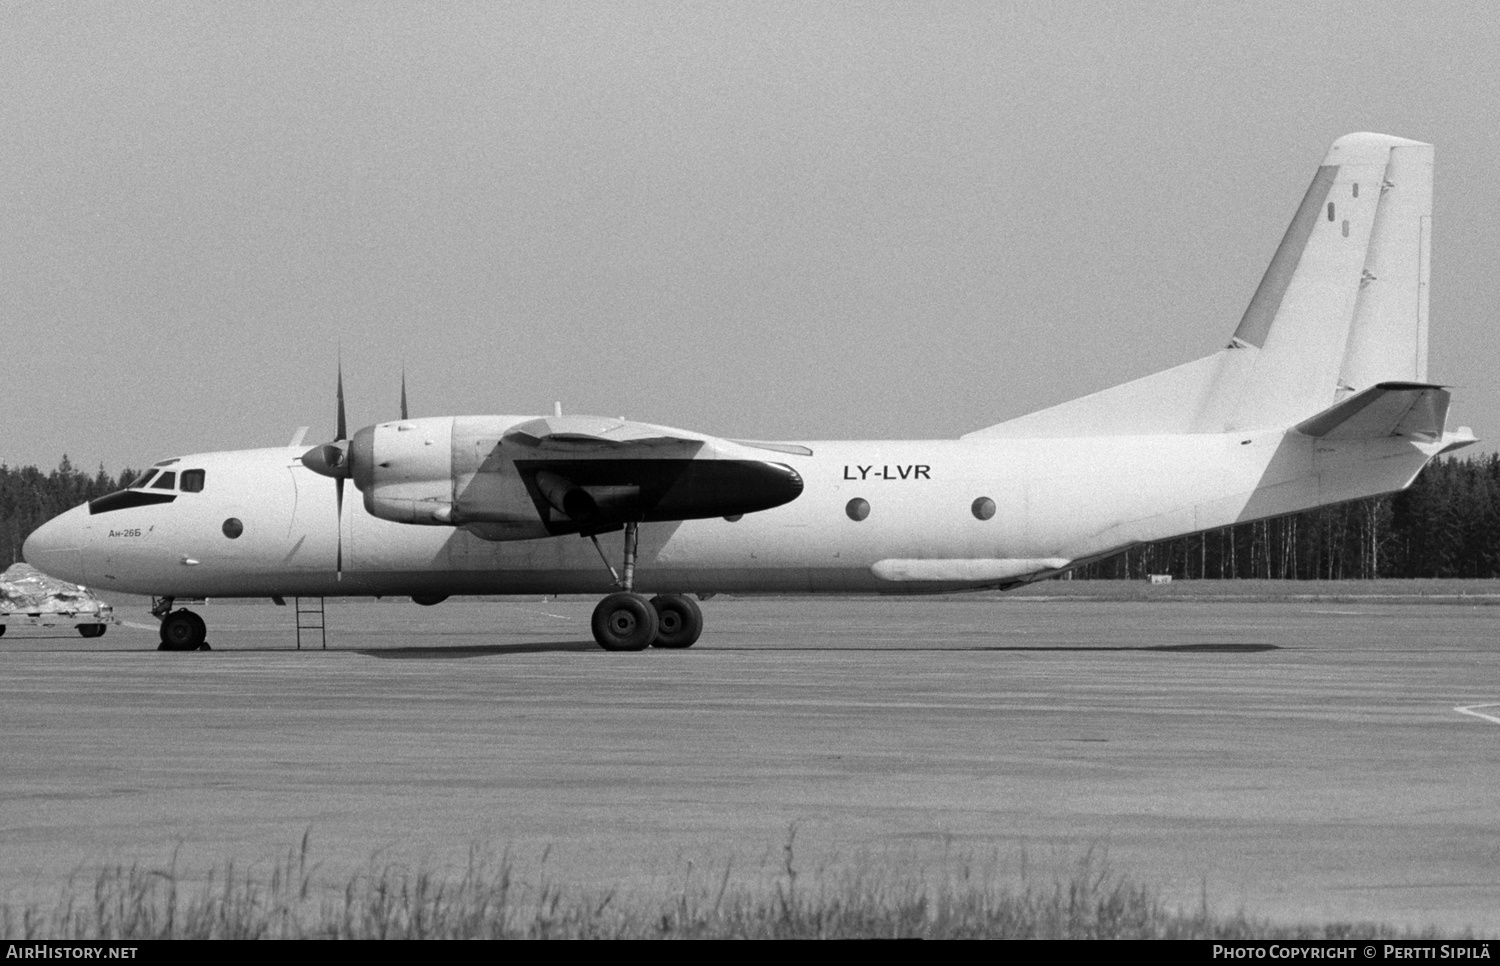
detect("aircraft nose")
(23, 510), (87, 584)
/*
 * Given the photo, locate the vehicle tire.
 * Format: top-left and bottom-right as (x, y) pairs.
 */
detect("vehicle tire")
(77, 624), (106, 638)
(159, 610), (207, 651)
(591, 593), (658, 651)
(649, 594), (703, 649)
(411, 594), (448, 606)
(0, 624), (6, 637)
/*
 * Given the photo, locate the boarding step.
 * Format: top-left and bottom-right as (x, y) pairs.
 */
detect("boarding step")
(294, 596), (326, 650)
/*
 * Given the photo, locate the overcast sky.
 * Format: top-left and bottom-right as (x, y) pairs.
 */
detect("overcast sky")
(3, 1), (1498, 473)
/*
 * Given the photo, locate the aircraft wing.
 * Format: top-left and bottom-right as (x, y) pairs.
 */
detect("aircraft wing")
(482, 416), (801, 535)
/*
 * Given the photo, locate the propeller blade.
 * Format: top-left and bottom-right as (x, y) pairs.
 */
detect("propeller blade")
(336, 363), (348, 442)
(335, 476), (344, 580)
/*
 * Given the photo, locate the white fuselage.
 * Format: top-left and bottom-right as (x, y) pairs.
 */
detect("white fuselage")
(25, 421), (1443, 599)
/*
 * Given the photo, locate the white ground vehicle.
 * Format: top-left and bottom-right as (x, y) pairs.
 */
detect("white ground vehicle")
(0, 563), (115, 638)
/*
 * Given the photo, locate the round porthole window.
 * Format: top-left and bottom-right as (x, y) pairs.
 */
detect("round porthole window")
(972, 497), (996, 521)
(846, 498), (870, 522)
(222, 518), (244, 539)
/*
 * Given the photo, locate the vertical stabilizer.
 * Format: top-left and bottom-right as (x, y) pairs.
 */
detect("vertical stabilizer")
(1226, 133), (1435, 429)
(965, 133), (1438, 441)
(1225, 134), (1422, 430)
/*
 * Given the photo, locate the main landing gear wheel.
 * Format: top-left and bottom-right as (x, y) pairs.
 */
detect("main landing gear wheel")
(649, 594), (703, 649)
(587, 522), (707, 651)
(77, 624), (106, 639)
(158, 610), (208, 652)
(591, 592), (659, 651)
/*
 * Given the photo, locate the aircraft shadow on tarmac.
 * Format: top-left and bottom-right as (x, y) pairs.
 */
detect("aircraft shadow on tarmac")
(102, 640), (1280, 657)
(354, 641), (1281, 658)
(358, 640), (599, 659)
(693, 643), (1282, 653)
(1004, 643), (1280, 653)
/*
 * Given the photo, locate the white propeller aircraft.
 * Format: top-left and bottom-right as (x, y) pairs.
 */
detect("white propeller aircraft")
(24, 133), (1475, 652)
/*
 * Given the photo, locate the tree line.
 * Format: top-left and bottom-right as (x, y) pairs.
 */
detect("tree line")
(0, 458), (139, 568)
(4, 454), (1500, 579)
(1068, 452), (1500, 580)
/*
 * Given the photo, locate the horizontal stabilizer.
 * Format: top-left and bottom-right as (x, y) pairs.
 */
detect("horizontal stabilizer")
(1294, 382), (1448, 440)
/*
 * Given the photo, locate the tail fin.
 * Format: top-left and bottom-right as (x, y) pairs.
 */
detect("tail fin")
(966, 133), (1435, 440)
(1227, 133), (1432, 429)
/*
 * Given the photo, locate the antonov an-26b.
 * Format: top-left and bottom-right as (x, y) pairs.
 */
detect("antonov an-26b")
(23, 133), (1475, 651)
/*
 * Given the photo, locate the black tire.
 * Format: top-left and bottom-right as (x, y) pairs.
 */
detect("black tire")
(159, 610), (207, 651)
(649, 594), (703, 649)
(591, 593), (658, 651)
(0, 624), (6, 637)
(77, 624), (106, 638)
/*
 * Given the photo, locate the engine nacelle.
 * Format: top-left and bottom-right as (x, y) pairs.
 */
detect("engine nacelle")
(350, 417), (457, 524)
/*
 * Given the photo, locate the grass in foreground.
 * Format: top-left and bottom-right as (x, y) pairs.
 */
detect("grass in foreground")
(0, 835), (1470, 940)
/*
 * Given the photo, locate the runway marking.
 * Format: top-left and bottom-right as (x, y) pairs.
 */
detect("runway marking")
(498, 602), (575, 621)
(1455, 704), (1500, 725)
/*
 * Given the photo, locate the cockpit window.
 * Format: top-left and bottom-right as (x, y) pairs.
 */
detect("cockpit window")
(151, 471), (177, 490)
(180, 469), (205, 493)
(131, 470), (158, 489)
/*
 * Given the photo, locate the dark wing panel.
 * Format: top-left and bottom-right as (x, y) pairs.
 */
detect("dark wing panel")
(513, 458), (802, 535)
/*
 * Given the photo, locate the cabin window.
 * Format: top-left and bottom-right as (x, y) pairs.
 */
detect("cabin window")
(1352, 183), (1359, 198)
(131, 470), (158, 489)
(180, 469), (205, 493)
(151, 471), (177, 490)
(972, 497), (996, 521)
(846, 498), (870, 522)
(1327, 202), (1335, 221)
(222, 518), (243, 539)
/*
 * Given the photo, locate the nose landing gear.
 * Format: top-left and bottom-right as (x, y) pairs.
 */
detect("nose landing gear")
(152, 597), (211, 651)
(587, 524), (704, 651)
